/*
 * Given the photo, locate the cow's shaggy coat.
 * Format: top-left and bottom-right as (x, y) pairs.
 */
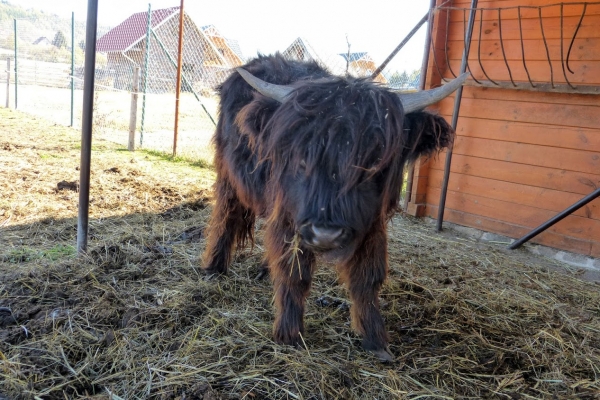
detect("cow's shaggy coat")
(202, 54), (454, 359)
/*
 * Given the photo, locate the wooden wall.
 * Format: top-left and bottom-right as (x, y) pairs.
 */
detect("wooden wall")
(407, 0), (600, 257)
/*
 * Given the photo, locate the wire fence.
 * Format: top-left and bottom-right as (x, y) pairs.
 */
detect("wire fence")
(0, 5), (422, 166)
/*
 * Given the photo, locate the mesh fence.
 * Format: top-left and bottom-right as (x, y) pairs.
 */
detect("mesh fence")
(0, 15), (87, 126)
(282, 37), (422, 90)
(0, 4), (422, 166)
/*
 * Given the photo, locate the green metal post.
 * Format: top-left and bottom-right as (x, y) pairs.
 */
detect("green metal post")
(71, 12), (75, 126)
(13, 19), (17, 109)
(140, 3), (152, 146)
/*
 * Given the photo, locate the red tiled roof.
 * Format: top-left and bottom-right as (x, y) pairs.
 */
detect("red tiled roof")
(96, 7), (179, 52)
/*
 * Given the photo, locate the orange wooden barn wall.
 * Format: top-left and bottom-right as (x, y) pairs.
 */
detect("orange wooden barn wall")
(407, 0), (600, 257)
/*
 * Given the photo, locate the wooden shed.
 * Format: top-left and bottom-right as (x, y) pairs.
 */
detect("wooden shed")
(282, 37), (387, 83)
(96, 7), (244, 92)
(405, 0), (600, 258)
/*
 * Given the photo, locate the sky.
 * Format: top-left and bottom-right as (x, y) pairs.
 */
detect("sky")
(11, 0), (430, 72)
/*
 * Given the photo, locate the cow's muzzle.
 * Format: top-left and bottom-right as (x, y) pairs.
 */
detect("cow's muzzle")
(298, 223), (351, 251)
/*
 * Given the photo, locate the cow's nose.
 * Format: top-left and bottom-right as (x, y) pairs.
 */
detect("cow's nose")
(307, 225), (344, 249)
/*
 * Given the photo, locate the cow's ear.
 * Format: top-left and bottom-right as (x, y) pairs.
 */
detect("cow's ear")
(234, 96), (279, 150)
(402, 111), (454, 162)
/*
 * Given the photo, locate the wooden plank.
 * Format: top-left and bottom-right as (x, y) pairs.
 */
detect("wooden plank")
(446, 3), (600, 20)
(425, 205), (595, 256)
(444, 17), (600, 42)
(592, 242), (600, 258)
(428, 168), (600, 220)
(439, 116), (600, 151)
(446, 37), (600, 62)
(426, 186), (600, 241)
(451, 0), (598, 4)
(437, 96), (600, 130)
(457, 85), (600, 106)
(450, 136), (600, 174)
(444, 58), (600, 85)
(446, 15), (600, 40)
(428, 153), (600, 196)
(445, 12), (600, 34)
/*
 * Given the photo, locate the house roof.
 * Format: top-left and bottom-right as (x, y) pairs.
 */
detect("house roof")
(283, 37), (319, 62)
(338, 52), (369, 63)
(33, 36), (51, 45)
(201, 25), (245, 62)
(96, 7), (180, 52)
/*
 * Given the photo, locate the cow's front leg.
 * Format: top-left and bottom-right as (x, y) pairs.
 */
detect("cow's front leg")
(266, 219), (316, 346)
(202, 178), (255, 275)
(339, 222), (392, 361)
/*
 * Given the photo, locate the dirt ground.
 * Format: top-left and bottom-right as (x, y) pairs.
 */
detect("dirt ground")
(0, 107), (599, 399)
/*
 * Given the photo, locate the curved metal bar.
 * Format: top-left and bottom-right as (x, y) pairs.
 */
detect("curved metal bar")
(566, 3), (587, 74)
(538, 7), (554, 88)
(445, 7), (458, 78)
(559, 3), (576, 89)
(477, 8), (498, 85)
(463, 8), (481, 84)
(518, 6), (536, 87)
(497, 8), (516, 86)
(429, 6), (447, 83)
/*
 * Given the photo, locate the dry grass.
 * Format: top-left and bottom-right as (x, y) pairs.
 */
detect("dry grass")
(2, 83), (218, 164)
(0, 107), (599, 399)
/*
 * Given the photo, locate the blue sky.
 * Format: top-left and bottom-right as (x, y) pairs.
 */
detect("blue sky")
(11, 0), (429, 72)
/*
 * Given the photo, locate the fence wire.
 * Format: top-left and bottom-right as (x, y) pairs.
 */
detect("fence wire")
(0, 5), (421, 166)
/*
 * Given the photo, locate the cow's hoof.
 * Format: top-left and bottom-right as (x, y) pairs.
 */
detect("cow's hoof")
(371, 347), (394, 362)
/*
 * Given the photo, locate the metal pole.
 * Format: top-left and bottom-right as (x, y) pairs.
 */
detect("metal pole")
(173, 0), (185, 157)
(436, 0), (478, 232)
(13, 19), (17, 109)
(71, 11), (75, 127)
(509, 187), (600, 250)
(5, 58), (9, 108)
(129, 67), (140, 151)
(77, 0), (99, 253)
(150, 28), (215, 126)
(403, 0), (437, 213)
(140, 3), (152, 146)
(372, 12), (429, 79)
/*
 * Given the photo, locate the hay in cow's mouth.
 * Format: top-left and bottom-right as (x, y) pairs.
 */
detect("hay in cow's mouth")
(1, 108), (599, 399)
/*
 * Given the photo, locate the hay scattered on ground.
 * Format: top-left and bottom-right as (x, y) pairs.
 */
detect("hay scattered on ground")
(1, 108), (599, 399)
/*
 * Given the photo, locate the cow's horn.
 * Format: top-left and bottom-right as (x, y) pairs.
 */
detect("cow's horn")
(397, 72), (470, 113)
(236, 68), (294, 102)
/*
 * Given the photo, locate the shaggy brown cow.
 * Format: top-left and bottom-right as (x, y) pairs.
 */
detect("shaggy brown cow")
(202, 54), (467, 360)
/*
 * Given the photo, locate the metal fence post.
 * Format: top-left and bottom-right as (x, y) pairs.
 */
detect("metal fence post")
(13, 18), (17, 109)
(77, 0), (99, 254)
(129, 67), (140, 151)
(173, 0), (185, 157)
(5, 58), (9, 108)
(71, 11), (75, 127)
(140, 3), (152, 146)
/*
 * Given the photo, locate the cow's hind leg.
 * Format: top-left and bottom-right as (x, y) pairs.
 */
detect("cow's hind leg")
(202, 178), (254, 275)
(339, 223), (392, 361)
(267, 218), (315, 346)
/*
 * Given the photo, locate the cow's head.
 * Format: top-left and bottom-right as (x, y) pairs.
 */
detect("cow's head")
(236, 70), (467, 258)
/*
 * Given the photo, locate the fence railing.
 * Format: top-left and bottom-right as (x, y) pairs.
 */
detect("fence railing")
(0, 5), (422, 167)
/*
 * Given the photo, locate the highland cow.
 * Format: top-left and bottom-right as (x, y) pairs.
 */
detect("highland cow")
(202, 54), (467, 360)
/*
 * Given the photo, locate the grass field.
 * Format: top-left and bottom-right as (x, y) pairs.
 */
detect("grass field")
(0, 80), (218, 166)
(1, 107), (599, 399)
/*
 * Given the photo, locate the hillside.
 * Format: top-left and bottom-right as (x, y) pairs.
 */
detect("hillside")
(0, 1), (110, 52)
